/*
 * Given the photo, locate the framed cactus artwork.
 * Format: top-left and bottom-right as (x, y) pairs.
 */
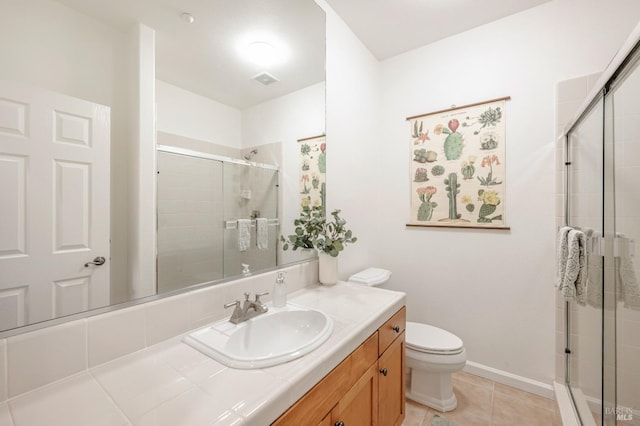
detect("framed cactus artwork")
(297, 134), (326, 214)
(406, 97), (511, 229)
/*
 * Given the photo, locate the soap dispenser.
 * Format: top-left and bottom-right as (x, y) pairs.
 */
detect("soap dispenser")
(273, 271), (287, 308)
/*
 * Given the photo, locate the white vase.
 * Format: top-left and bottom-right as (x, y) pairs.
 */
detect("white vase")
(318, 252), (339, 285)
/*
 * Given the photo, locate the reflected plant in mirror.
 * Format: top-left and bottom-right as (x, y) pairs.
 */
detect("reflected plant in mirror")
(0, 0), (326, 335)
(281, 206), (357, 257)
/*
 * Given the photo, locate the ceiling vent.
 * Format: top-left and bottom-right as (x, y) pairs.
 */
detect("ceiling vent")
(252, 72), (279, 86)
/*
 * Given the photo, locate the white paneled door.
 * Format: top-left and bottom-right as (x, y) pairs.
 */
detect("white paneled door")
(0, 81), (110, 330)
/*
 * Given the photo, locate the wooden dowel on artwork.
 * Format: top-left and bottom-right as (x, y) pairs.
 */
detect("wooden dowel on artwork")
(405, 96), (511, 121)
(405, 224), (510, 230)
(297, 134), (326, 142)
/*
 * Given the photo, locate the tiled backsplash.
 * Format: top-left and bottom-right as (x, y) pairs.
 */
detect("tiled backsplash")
(0, 260), (318, 402)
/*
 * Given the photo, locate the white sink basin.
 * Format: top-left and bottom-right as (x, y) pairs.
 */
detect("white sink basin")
(183, 305), (333, 369)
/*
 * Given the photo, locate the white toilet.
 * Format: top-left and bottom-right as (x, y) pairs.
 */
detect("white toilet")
(348, 268), (467, 412)
(404, 321), (466, 411)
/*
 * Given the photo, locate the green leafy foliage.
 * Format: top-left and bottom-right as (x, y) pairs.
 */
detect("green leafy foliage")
(280, 206), (357, 257)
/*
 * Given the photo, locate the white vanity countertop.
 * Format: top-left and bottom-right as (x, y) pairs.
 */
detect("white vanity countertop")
(0, 282), (405, 426)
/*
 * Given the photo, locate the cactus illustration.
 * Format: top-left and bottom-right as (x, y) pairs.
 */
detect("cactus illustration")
(460, 156), (477, 180)
(416, 186), (438, 221)
(418, 201), (437, 221)
(431, 165), (445, 176)
(414, 168), (429, 182)
(477, 189), (502, 223)
(320, 182), (326, 209)
(442, 119), (464, 160)
(444, 132), (464, 160)
(461, 163), (474, 180)
(443, 173), (460, 220)
(412, 120), (430, 144)
(318, 143), (326, 173)
(413, 148), (430, 163)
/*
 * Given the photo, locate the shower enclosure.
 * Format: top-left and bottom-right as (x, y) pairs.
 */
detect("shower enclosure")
(562, 37), (640, 425)
(156, 147), (279, 294)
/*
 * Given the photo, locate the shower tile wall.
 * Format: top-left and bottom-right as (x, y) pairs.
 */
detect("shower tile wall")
(555, 73), (601, 386)
(157, 152), (224, 293)
(222, 160), (279, 278)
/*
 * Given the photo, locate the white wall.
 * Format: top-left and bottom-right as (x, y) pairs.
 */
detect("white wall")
(0, 0), (135, 306)
(317, 0), (640, 386)
(242, 82), (326, 264)
(315, 0), (383, 273)
(156, 80), (242, 148)
(0, 0), (119, 106)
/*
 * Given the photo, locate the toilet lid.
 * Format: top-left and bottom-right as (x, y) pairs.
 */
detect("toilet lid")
(348, 268), (391, 286)
(406, 322), (464, 354)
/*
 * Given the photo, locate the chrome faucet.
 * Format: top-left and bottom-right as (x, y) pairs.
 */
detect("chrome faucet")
(224, 291), (269, 324)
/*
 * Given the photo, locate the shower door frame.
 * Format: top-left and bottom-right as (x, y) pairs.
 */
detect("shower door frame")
(564, 90), (607, 426)
(155, 145), (280, 292)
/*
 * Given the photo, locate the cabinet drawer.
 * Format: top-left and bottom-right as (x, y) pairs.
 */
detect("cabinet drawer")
(378, 307), (406, 356)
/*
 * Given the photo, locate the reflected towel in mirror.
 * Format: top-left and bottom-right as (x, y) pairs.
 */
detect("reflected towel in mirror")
(238, 219), (251, 252)
(256, 218), (268, 250)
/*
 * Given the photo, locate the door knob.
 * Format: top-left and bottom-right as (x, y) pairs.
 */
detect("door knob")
(84, 256), (106, 267)
(334, 422), (345, 426)
(380, 368), (388, 376)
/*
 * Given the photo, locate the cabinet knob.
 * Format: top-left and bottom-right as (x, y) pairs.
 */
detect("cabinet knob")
(335, 422), (345, 426)
(392, 325), (400, 333)
(380, 368), (388, 376)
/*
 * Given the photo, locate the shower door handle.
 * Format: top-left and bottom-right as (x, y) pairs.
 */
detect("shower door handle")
(84, 256), (106, 267)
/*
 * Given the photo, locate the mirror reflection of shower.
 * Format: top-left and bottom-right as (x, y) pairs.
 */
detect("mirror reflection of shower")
(244, 148), (258, 161)
(156, 146), (279, 294)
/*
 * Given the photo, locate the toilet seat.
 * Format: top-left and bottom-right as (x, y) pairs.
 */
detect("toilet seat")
(406, 322), (464, 355)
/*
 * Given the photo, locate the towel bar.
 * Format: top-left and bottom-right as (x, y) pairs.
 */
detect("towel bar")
(224, 219), (279, 229)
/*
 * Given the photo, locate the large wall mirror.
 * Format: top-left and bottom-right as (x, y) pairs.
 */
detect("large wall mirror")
(0, 0), (325, 335)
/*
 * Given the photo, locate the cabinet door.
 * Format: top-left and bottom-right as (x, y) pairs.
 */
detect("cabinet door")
(318, 412), (332, 426)
(332, 362), (378, 426)
(378, 332), (405, 426)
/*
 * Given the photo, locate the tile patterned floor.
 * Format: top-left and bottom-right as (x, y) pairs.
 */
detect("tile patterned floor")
(402, 371), (562, 426)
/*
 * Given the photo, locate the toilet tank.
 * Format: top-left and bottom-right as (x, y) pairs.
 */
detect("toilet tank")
(348, 268), (391, 287)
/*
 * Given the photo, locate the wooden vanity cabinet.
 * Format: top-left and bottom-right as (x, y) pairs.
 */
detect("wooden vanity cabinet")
(273, 307), (406, 426)
(378, 307), (406, 426)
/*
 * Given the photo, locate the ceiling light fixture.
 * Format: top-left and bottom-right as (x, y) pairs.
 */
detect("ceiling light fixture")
(245, 41), (278, 67)
(180, 12), (195, 24)
(237, 34), (289, 67)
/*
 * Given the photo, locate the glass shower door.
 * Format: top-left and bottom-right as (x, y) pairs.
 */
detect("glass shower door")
(566, 96), (605, 425)
(222, 162), (279, 278)
(156, 151), (224, 293)
(606, 53), (640, 426)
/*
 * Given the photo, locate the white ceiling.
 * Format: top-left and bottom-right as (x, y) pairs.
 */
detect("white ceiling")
(53, 0), (551, 109)
(55, 0), (325, 109)
(325, 0), (552, 60)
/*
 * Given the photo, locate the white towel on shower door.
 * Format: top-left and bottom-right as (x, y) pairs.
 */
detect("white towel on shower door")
(616, 236), (640, 310)
(586, 230), (604, 308)
(238, 219), (251, 252)
(558, 229), (588, 305)
(556, 226), (572, 289)
(256, 218), (268, 250)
